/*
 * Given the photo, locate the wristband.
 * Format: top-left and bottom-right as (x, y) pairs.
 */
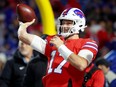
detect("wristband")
(58, 45), (73, 60)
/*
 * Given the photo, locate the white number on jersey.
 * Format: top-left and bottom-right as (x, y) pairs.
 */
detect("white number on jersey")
(48, 50), (67, 74)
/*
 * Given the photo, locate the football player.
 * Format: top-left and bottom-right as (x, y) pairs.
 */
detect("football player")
(18, 8), (98, 87)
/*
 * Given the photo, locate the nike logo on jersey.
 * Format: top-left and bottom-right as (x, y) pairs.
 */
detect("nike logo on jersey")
(19, 66), (25, 70)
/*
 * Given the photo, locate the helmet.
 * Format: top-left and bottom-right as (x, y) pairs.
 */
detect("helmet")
(57, 8), (87, 37)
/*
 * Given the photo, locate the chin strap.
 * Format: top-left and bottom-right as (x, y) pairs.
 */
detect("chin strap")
(65, 33), (78, 40)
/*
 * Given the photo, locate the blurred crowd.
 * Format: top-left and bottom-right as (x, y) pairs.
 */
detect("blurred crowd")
(0, 0), (116, 78)
(0, 0), (115, 87)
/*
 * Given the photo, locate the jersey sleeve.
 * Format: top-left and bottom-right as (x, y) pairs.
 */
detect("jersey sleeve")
(83, 39), (98, 59)
(78, 39), (98, 64)
(44, 36), (54, 58)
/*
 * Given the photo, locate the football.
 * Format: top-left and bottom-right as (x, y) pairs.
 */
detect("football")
(16, 3), (36, 23)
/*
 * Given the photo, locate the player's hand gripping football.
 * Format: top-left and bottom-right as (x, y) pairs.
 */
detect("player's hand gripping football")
(50, 36), (64, 48)
(19, 19), (35, 29)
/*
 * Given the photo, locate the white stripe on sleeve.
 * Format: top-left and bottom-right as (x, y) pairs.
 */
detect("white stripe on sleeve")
(82, 45), (98, 51)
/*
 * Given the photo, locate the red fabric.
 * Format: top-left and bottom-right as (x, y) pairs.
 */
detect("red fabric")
(28, 23), (42, 31)
(85, 64), (105, 87)
(65, 0), (81, 9)
(42, 36), (98, 87)
(8, 0), (18, 12)
(50, 0), (64, 18)
(97, 29), (110, 49)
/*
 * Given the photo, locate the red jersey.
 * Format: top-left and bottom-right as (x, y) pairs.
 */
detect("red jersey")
(85, 64), (105, 87)
(42, 36), (98, 87)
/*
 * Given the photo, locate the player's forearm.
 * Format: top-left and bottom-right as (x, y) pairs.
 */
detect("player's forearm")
(67, 54), (88, 71)
(58, 44), (88, 71)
